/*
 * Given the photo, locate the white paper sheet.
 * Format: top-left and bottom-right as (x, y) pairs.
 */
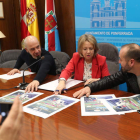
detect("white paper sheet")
(103, 95), (140, 114)
(0, 90), (43, 104)
(38, 79), (83, 91)
(81, 94), (124, 116)
(0, 71), (34, 80)
(23, 94), (80, 118)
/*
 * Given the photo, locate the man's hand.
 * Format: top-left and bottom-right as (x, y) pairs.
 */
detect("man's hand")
(7, 69), (21, 75)
(25, 80), (39, 93)
(0, 96), (23, 140)
(73, 86), (91, 98)
(84, 78), (100, 86)
(54, 80), (66, 95)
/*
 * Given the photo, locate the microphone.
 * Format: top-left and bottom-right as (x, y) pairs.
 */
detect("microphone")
(19, 56), (45, 90)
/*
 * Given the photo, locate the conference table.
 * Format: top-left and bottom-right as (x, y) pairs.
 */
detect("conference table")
(0, 68), (140, 140)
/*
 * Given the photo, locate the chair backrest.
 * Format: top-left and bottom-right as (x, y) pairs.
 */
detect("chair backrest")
(98, 43), (119, 90)
(50, 51), (70, 74)
(98, 42), (119, 75)
(0, 49), (27, 69)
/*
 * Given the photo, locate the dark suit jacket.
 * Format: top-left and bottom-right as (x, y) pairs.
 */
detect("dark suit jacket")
(87, 70), (140, 94)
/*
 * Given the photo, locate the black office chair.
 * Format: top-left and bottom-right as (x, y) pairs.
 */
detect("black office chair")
(98, 43), (119, 89)
(50, 51), (70, 74)
(98, 42), (119, 75)
(0, 49), (27, 69)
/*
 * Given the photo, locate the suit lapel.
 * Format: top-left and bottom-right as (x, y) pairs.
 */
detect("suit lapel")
(92, 56), (98, 78)
(78, 58), (84, 80)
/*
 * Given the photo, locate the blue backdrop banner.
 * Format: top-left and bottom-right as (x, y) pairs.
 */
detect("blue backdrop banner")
(75, 0), (140, 91)
(75, 0), (140, 52)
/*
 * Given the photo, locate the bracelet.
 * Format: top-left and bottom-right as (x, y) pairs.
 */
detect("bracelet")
(58, 78), (66, 83)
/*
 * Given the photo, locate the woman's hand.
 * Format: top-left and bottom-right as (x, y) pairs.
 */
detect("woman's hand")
(54, 80), (66, 95)
(84, 78), (100, 86)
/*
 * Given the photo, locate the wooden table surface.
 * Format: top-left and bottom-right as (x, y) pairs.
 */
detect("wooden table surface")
(0, 68), (140, 140)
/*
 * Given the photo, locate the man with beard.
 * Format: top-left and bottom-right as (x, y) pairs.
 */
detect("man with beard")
(73, 43), (140, 98)
(7, 36), (56, 93)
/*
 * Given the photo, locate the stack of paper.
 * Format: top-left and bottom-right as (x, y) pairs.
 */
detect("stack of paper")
(38, 79), (83, 91)
(0, 71), (34, 80)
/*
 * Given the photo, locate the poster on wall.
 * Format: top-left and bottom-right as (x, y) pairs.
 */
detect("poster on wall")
(75, 0), (140, 51)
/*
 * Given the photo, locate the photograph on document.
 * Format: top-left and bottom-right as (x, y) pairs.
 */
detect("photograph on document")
(131, 94), (140, 105)
(80, 94), (123, 116)
(23, 95), (79, 118)
(104, 96), (140, 113)
(0, 90), (43, 104)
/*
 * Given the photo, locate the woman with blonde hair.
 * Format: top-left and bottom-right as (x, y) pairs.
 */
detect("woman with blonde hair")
(54, 34), (110, 94)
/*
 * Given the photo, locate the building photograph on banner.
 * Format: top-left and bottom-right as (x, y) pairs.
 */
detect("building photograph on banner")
(75, 0), (140, 52)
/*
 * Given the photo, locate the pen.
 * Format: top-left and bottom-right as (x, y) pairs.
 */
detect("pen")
(55, 89), (67, 92)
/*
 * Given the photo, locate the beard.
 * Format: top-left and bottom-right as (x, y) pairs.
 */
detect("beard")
(37, 55), (41, 59)
(122, 63), (132, 73)
(32, 53), (41, 59)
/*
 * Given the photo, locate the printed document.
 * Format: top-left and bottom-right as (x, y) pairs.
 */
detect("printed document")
(103, 95), (140, 114)
(23, 94), (79, 118)
(81, 94), (124, 116)
(0, 71), (34, 80)
(38, 79), (83, 91)
(0, 90), (43, 104)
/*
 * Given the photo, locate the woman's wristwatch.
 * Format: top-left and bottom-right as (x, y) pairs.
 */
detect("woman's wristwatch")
(58, 78), (66, 83)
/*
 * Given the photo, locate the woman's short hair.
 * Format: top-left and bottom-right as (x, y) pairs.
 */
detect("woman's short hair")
(78, 34), (98, 57)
